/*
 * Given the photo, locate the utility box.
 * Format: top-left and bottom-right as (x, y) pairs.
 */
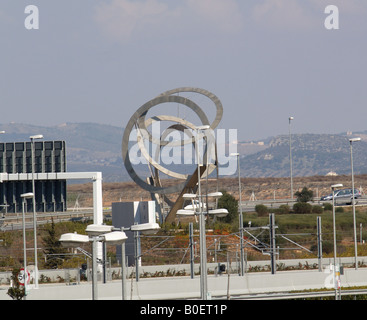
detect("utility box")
(112, 201), (157, 266)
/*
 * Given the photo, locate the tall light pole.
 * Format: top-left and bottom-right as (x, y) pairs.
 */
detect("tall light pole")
(288, 117), (294, 200)
(195, 125), (210, 300)
(332, 183), (343, 300)
(230, 152), (244, 276)
(21, 192), (33, 299)
(61, 222), (159, 300)
(349, 137), (361, 270)
(30, 134), (43, 289)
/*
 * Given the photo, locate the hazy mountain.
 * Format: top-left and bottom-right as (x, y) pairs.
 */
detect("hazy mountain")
(0, 122), (126, 182)
(1, 122), (367, 182)
(239, 133), (367, 178)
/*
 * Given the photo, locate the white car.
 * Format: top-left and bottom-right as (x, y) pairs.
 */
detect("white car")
(320, 188), (361, 204)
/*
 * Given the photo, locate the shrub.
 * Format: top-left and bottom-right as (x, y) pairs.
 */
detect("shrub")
(323, 203), (333, 211)
(255, 204), (269, 216)
(322, 241), (334, 254)
(312, 205), (324, 214)
(7, 268), (26, 300)
(294, 187), (314, 203)
(277, 204), (290, 214)
(336, 207), (344, 213)
(293, 202), (312, 214)
(217, 190), (238, 223)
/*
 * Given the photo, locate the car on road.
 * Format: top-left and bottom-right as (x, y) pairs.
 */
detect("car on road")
(320, 188), (361, 204)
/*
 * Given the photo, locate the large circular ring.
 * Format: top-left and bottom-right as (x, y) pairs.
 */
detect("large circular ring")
(122, 87), (223, 195)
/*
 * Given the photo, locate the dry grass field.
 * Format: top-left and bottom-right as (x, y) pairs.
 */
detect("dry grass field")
(2, 175), (367, 272)
(67, 174), (367, 207)
(65, 174), (367, 265)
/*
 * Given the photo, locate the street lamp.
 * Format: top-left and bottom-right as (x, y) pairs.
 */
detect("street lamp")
(86, 224), (129, 299)
(85, 225), (128, 299)
(349, 137), (361, 270)
(180, 191), (228, 297)
(183, 125), (227, 299)
(331, 183), (343, 300)
(0, 131), (4, 171)
(129, 222), (160, 282)
(230, 152), (244, 276)
(29, 134), (43, 288)
(182, 192), (227, 216)
(60, 228), (127, 300)
(86, 222), (159, 297)
(194, 125), (210, 300)
(288, 117), (294, 201)
(21, 192), (33, 299)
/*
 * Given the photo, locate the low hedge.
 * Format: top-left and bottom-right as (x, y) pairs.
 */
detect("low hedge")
(293, 202), (313, 214)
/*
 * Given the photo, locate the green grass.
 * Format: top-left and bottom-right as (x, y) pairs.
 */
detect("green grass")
(243, 209), (367, 234)
(242, 208), (367, 259)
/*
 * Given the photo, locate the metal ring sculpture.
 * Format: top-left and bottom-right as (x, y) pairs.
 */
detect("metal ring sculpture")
(122, 87), (223, 195)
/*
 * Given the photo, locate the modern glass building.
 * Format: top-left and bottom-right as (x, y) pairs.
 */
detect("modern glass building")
(0, 141), (67, 213)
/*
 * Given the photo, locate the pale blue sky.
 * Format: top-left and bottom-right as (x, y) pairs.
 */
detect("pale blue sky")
(1, 0), (367, 141)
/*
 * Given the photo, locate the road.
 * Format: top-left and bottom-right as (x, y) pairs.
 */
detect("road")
(0, 209), (94, 231)
(1, 196), (366, 230)
(240, 197), (367, 212)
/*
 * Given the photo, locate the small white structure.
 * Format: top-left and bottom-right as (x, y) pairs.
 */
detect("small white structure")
(112, 201), (157, 266)
(326, 171), (338, 176)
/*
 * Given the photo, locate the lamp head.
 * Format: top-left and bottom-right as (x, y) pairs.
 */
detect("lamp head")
(102, 231), (127, 245)
(86, 224), (113, 236)
(30, 134), (43, 140)
(208, 208), (229, 218)
(207, 192), (223, 198)
(59, 233), (89, 248)
(177, 209), (196, 216)
(331, 183), (343, 190)
(130, 222), (160, 235)
(183, 193), (197, 199)
(21, 192), (34, 199)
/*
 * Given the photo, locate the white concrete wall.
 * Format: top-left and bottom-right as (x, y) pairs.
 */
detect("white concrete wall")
(1, 255), (365, 286)
(2, 267), (367, 300)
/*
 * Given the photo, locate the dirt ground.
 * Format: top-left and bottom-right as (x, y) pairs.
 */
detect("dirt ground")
(67, 174), (367, 207)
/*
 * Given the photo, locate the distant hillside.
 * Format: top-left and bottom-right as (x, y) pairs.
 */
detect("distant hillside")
(1, 122), (367, 182)
(0, 122), (126, 182)
(240, 133), (367, 177)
